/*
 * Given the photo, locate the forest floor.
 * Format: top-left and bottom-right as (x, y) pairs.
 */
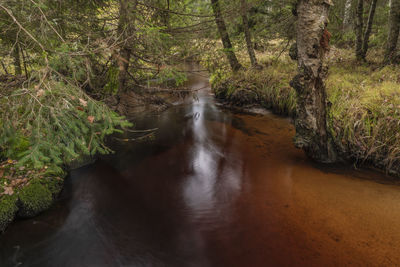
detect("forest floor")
(211, 46), (400, 177)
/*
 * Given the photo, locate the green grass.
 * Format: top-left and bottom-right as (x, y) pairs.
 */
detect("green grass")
(211, 48), (400, 175)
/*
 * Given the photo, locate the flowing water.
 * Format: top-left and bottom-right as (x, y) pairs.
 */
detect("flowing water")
(2, 66), (400, 267)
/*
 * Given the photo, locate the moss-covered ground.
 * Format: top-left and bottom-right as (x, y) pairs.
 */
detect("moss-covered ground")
(0, 160), (64, 233)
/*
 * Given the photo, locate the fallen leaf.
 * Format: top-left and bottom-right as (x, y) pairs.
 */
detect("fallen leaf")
(79, 98), (88, 107)
(36, 89), (45, 97)
(7, 159), (13, 164)
(4, 187), (13, 196)
(87, 116), (95, 123)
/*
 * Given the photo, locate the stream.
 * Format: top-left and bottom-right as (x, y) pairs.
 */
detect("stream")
(1, 66), (400, 266)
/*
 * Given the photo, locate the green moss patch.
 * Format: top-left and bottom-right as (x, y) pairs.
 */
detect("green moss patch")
(0, 159), (65, 232)
(17, 178), (53, 218)
(0, 195), (18, 233)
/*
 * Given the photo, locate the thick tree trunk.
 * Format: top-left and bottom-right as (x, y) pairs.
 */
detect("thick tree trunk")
(117, 0), (137, 92)
(290, 0), (337, 163)
(361, 0), (378, 60)
(240, 0), (258, 67)
(210, 0), (242, 71)
(355, 0), (364, 61)
(384, 0), (400, 64)
(13, 44), (22, 75)
(343, 0), (353, 30)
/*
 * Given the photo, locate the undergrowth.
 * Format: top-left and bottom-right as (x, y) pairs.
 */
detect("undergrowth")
(0, 67), (132, 231)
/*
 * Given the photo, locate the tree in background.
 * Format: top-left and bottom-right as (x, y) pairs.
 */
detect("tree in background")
(384, 0), (400, 64)
(116, 0), (138, 93)
(361, 0), (379, 59)
(240, 0), (258, 67)
(355, 0), (364, 60)
(210, 0), (242, 71)
(343, 0), (353, 30)
(355, 0), (379, 61)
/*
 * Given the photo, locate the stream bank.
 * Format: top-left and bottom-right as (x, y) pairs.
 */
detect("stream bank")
(211, 51), (400, 177)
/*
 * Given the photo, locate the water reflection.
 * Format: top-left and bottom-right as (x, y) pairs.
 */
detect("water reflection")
(2, 66), (400, 266)
(183, 91), (243, 225)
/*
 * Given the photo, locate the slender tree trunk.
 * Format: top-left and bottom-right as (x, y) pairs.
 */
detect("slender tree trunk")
(1, 60), (9, 75)
(21, 46), (29, 79)
(290, 0), (336, 163)
(117, 0), (137, 92)
(13, 44), (22, 75)
(384, 0), (400, 64)
(210, 0), (242, 71)
(355, 0), (364, 61)
(161, 0), (170, 27)
(240, 0), (258, 67)
(361, 0), (378, 60)
(343, 0), (353, 30)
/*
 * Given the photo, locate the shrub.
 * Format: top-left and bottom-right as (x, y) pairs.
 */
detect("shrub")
(0, 70), (132, 172)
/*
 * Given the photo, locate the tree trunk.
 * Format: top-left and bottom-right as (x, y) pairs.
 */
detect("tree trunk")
(13, 44), (22, 75)
(384, 0), (400, 64)
(355, 0), (364, 61)
(240, 0), (258, 67)
(117, 0), (137, 92)
(1, 60), (8, 75)
(343, 0), (353, 30)
(21, 46), (29, 79)
(361, 0), (378, 60)
(210, 0), (242, 71)
(290, 0), (337, 163)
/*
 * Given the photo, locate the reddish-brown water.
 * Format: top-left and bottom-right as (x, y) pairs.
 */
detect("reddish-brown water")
(1, 68), (400, 266)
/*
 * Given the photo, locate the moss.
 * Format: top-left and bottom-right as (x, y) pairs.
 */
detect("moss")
(0, 195), (18, 233)
(17, 178), (53, 218)
(0, 161), (65, 232)
(42, 176), (64, 198)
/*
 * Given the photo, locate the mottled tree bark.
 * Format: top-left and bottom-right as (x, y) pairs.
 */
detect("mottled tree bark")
(210, 0), (242, 71)
(384, 0), (400, 64)
(290, 0), (337, 163)
(240, 0), (258, 67)
(117, 0), (137, 92)
(343, 0), (353, 30)
(361, 0), (378, 60)
(355, 0), (364, 61)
